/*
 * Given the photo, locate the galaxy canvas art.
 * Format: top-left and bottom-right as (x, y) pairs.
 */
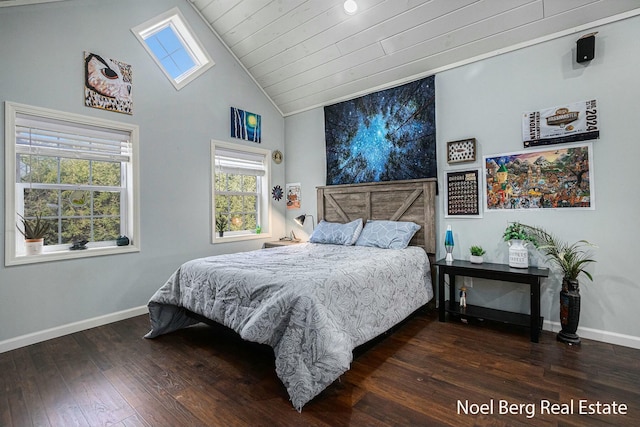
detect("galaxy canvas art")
(324, 76), (436, 185)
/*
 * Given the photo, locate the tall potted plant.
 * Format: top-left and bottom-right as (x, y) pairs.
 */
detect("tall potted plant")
(522, 224), (596, 345)
(16, 212), (50, 255)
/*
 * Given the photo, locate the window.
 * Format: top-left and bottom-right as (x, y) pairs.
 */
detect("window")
(212, 140), (270, 242)
(132, 7), (214, 90)
(5, 102), (140, 265)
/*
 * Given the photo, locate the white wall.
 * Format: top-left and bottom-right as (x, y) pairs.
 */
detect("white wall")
(0, 0), (285, 348)
(284, 108), (327, 240)
(285, 15), (640, 348)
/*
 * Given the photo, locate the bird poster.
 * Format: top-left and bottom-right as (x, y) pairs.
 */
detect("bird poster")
(84, 52), (133, 115)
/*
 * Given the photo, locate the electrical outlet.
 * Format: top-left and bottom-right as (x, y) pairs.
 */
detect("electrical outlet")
(464, 277), (473, 288)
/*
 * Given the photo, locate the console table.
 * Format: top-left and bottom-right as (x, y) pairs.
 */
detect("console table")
(436, 259), (549, 342)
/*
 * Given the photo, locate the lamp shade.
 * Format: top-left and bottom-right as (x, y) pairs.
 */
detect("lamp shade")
(294, 214), (307, 226)
(294, 214), (315, 229)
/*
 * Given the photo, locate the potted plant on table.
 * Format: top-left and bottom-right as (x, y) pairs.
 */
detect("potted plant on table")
(503, 221), (537, 268)
(469, 246), (485, 264)
(17, 212), (50, 255)
(216, 214), (228, 238)
(521, 224), (597, 345)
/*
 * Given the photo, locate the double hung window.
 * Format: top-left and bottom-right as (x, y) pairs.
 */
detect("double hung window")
(212, 140), (270, 242)
(5, 102), (139, 265)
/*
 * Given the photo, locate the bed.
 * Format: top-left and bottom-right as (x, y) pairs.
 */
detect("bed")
(145, 178), (437, 411)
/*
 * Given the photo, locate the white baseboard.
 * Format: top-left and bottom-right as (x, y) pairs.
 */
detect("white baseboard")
(543, 320), (640, 349)
(3, 307), (638, 353)
(0, 305), (149, 354)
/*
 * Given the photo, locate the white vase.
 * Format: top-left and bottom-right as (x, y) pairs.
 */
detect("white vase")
(25, 238), (44, 255)
(508, 239), (528, 268)
(470, 255), (483, 264)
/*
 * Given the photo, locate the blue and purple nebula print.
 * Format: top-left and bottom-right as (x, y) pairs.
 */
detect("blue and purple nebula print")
(324, 76), (436, 185)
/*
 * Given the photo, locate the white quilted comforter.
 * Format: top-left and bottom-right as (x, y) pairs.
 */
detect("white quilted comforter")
(145, 243), (433, 410)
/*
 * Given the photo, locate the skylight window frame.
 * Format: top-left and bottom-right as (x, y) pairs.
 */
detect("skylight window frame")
(132, 7), (214, 91)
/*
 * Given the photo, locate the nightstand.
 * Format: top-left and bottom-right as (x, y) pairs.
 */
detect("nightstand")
(263, 240), (302, 249)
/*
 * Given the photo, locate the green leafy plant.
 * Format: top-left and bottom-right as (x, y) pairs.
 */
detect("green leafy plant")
(215, 214), (228, 233)
(17, 212), (50, 240)
(470, 245), (486, 256)
(503, 221), (537, 245)
(521, 224), (596, 281)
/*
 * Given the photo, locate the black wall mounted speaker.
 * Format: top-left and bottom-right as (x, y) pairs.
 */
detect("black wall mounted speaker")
(577, 32), (597, 63)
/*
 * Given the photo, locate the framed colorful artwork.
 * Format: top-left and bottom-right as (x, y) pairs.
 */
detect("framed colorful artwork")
(444, 168), (482, 218)
(286, 183), (301, 210)
(231, 107), (261, 143)
(484, 143), (594, 210)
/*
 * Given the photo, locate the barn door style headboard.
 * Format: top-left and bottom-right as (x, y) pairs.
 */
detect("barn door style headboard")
(316, 178), (437, 255)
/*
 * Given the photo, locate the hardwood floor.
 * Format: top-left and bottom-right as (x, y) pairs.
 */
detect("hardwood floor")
(1, 310), (638, 427)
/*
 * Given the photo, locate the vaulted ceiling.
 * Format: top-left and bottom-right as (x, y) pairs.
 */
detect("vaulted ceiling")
(189, 0), (640, 116)
(2, 0), (639, 116)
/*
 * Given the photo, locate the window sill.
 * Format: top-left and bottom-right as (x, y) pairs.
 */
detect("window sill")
(6, 244), (140, 266)
(213, 232), (271, 244)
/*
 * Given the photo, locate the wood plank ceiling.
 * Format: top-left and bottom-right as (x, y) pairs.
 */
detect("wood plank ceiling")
(189, 0), (640, 116)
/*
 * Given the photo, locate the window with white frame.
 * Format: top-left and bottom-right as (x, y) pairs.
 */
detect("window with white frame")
(212, 141), (270, 242)
(5, 102), (140, 265)
(131, 7), (214, 91)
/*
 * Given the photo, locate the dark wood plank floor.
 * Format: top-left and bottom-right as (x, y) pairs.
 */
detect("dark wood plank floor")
(1, 310), (638, 427)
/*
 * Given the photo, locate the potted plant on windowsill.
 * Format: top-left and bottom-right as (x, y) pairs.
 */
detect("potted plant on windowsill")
(503, 221), (537, 268)
(17, 212), (50, 255)
(469, 245), (485, 264)
(521, 224), (596, 345)
(216, 214), (228, 238)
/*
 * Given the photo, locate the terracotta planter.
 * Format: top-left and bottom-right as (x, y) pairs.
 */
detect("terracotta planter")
(25, 238), (44, 255)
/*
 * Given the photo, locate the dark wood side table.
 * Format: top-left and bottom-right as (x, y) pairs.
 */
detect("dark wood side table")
(436, 259), (549, 342)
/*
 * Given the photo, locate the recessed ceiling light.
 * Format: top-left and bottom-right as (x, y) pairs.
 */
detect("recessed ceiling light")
(343, 0), (358, 15)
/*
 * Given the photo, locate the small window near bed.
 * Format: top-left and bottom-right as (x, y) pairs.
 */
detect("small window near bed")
(212, 140), (270, 243)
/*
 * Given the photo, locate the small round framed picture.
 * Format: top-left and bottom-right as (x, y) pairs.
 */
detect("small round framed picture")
(272, 150), (283, 164)
(447, 138), (477, 164)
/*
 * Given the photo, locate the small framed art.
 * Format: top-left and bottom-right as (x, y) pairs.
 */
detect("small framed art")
(447, 138), (477, 164)
(445, 168), (482, 218)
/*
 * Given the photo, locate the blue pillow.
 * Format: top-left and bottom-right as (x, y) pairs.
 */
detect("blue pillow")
(355, 220), (421, 249)
(309, 218), (363, 245)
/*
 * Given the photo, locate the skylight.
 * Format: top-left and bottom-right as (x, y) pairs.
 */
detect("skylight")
(132, 7), (214, 90)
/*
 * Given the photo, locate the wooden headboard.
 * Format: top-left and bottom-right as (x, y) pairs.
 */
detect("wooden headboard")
(316, 178), (437, 255)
